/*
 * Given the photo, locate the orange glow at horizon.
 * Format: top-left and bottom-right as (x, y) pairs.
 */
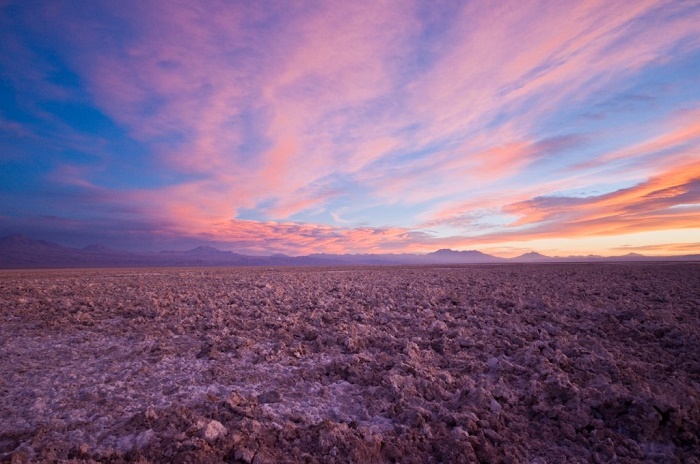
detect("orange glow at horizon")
(1, 0), (699, 255)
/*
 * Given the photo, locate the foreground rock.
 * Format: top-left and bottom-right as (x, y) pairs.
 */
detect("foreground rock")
(0, 263), (698, 462)
(200, 420), (227, 442)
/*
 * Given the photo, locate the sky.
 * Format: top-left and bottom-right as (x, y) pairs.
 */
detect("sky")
(1, 0), (699, 257)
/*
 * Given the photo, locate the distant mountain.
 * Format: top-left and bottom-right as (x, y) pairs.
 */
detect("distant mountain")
(0, 234), (326, 268)
(0, 234), (86, 268)
(82, 244), (121, 254)
(307, 252), (420, 265)
(156, 246), (253, 266)
(0, 233), (66, 251)
(424, 249), (505, 263)
(0, 235), (150, 268)
(184, 245), (229, 255)
(306, 249), (506, 265)
(511, 251), (551, 262)
(0, 234), (698, 269)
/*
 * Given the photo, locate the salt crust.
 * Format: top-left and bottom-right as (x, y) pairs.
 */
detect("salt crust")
(0, 264), (698, 462)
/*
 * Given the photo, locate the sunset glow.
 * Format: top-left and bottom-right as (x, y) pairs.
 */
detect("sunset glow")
(1, 1), (699, 256)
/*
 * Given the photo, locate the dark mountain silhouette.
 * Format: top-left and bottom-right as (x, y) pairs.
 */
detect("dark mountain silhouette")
(425, 248), (505, 263)
(511, 251), (551, 262)
(82, 244), (121, 254)
(183, 245), (231, 255)
(0, 235), (152, 268)
(0, 234), (698, 269)
(0, 233), (66, 251)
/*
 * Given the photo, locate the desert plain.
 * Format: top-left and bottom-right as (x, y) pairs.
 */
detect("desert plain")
(0, 263), (699, 463)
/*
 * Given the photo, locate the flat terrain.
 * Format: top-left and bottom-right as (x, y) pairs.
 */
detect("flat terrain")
(1, 263), (699, 463)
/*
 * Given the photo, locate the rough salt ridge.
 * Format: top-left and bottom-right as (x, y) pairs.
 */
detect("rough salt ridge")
(0, 263), (699, 463)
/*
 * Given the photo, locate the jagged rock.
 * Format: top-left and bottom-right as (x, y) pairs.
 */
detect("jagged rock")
(200, 420), (227, 442)
(1, 264), (698, 462)
(257, 390), (282, 404)
(134, 429), (155, 449)
(235, 447), (256, 463)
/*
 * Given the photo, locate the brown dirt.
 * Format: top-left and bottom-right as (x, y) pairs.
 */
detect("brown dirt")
(1, 263), (699, 463)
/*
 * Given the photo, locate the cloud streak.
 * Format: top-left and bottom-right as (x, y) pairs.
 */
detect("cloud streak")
(1, 0), (699, 256)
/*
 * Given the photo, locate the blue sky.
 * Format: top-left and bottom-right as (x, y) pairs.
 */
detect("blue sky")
(1, 0), (699, 256)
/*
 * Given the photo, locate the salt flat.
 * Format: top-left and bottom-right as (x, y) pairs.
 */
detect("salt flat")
(1, 264), (698, 463)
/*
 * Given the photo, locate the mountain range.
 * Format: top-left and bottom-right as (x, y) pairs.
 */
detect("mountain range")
(0, 234), (697, 269)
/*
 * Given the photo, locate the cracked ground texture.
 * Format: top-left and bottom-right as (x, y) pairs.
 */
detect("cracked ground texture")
(1, 263), (699, 463)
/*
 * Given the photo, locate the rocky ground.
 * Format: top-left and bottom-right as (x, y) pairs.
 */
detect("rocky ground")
(0, 263), (699, 463)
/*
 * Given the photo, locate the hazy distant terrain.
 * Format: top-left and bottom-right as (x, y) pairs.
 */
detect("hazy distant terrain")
(1, 264), (699, 462)
(2, 234), (699, 269)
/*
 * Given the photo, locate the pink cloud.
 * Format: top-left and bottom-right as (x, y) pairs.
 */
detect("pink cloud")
(613, 242), (700, 254)
(497, 159), (700, 238)
(403, 0), (699, 148)
(17, 1), (700, 255)
(180, 218), (428, 256)
(426, 1), (697, 124)
(50, 1), (421, 225)
(424, 105), (700, 243)
(344, 1), (700, 213)
(578, 108), (700, 171)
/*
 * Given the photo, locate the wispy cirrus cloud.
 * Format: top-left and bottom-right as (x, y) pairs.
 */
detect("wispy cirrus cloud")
(41, 0), (421, 222)
(1, 0), (699, 255)
(491, 159), (700, 240)
(614, 242), (700, 254)
(575, 108), (700, 172)
(421, 103), (700, 251)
